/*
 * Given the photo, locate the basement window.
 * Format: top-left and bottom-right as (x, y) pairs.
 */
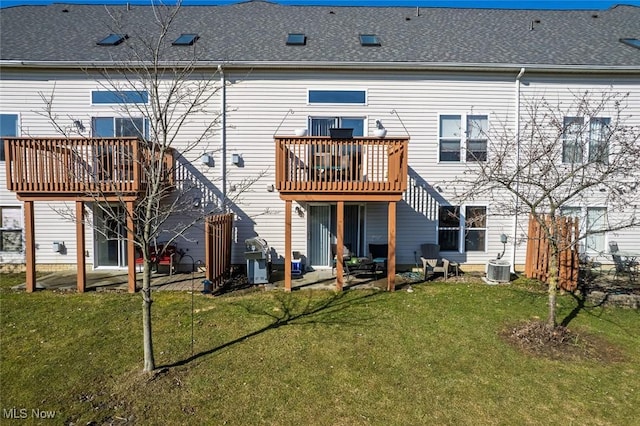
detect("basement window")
(173, 33), (199, 46)
(620, 38), (640, 49)
(286, 33), (306, 46)
(97, 33), (128, 46)
(359, 34), (381, 46)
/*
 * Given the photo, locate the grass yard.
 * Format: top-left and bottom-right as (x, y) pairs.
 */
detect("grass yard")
(1, 273), (639, 425)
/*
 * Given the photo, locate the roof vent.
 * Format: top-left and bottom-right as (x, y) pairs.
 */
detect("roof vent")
(529, 19), (541, 31)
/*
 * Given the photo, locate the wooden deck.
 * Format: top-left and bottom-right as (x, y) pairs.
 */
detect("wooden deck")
(4, 136), (176, 294)
(275, 136), (408, 201)
(4, 137), (174, 200)
(275, 135), (409, 293)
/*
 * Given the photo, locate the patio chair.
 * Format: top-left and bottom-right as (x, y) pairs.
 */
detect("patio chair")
(608, 241), (638, 281)
(610, 254), (637, 281)
(420, 243), (450, 281)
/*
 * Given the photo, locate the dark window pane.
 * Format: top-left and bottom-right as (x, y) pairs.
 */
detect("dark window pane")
(1, 230), (22, 252)
(309, 90), (366, 104)
(439, 206), (459, 227)
(440, 141), (460, 162)
(97, 33), (128, 46)
(465, 230), (486, 252)
(359, 34), (381, 46)
(466, 140), (487, 161)
(465, 206), (486, 228)
(439, 230), (459, 251)
(92, 90), (148, 104)
(286, 33), (306, 45)
(173, 33), (199, 46)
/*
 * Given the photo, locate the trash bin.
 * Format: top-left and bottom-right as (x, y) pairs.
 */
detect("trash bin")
(244, 238), (270, 284)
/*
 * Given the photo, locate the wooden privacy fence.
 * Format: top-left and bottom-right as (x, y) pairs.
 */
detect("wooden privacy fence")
(204, 213), (234, 287)
(525, 214), (579, 291)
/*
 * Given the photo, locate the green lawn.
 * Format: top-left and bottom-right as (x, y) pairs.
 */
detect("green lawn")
(1, 273), (639, 425)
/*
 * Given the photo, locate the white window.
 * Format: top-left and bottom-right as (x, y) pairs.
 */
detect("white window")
(438, 205), (487, 252)
(0, 206), (22, 253)
(588, 118), (610, 163)
(562, 117), (584, 163)
(92, 117), (148, 139)
(562, 116), (610, 164)
(0, 113), (19, 162)
(464, 206), (487, 251)
(438, 114), (488, 162)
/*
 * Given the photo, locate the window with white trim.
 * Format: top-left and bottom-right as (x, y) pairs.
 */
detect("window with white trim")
(438, 205), (487, 252)
(0, 113), (19, 162)
(562, 117), (584, 163)
(562, 116), (610, 164)
(92, 117), (149, 139)
(438, 114), (488, 162)
(0, 206), (22, 252)
(588, 118), (610, 163)
(464, 206), (487, 251)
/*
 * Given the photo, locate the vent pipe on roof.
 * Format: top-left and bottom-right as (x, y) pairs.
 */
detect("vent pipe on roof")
(416, 7), (420, 17)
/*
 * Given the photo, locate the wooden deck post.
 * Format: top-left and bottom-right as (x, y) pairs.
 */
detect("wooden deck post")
(387, 201), (396, 291)
(285, 200), (292, 292)
(126, 201), (136, 293)
(76, 201), (86, 293)
(24, 200), (36, 293)
(336, 201), (345, 291)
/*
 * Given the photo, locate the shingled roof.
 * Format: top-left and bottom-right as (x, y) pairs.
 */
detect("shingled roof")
(1, 0), (639, 71)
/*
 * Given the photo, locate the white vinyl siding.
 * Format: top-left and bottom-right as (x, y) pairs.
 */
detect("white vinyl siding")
(1, 69), (639, 269)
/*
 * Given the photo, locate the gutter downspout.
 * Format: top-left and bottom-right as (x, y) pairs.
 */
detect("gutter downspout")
(511, 67), (525, 273)
(219, 64), (227, 212)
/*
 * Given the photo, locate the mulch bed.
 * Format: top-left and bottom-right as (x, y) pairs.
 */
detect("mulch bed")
(501, 320), (626, 362)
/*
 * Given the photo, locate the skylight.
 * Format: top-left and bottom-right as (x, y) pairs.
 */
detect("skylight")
(173, 33), (199, 46)
(97, 34), (128, 46)
(620, 38), (640, 50)
(359, 34), (380, 46)
(286, 33), (306, 46)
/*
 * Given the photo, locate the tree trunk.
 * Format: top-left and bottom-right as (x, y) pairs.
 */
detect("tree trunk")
(547, 245), (559, 329)
(142, 261), (155, 372)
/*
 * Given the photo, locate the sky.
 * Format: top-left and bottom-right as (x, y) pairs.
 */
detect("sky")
(2, 0), (640, 9)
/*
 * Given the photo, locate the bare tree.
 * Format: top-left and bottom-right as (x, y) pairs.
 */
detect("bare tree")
(38, 1), (265, 371)
(457, 89), (640, 328)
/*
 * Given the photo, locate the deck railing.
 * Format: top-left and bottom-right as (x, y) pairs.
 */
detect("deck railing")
(275, 136), (408, 194)
(4, 137), (174, 197)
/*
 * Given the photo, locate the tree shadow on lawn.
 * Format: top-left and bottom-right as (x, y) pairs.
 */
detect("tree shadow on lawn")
(159, 290), (385, 369)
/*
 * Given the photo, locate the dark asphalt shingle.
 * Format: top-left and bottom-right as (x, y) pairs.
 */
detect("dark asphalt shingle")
(1, 1), (639, 67)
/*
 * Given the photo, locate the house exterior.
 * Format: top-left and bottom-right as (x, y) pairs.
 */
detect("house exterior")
(1, 1), (639, 291)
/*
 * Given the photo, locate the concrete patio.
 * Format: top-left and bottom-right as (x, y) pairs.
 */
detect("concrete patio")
(9, 267), (408, 294)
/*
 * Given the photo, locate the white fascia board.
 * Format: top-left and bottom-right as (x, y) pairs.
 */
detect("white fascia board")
(2, 60), (640, 75)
